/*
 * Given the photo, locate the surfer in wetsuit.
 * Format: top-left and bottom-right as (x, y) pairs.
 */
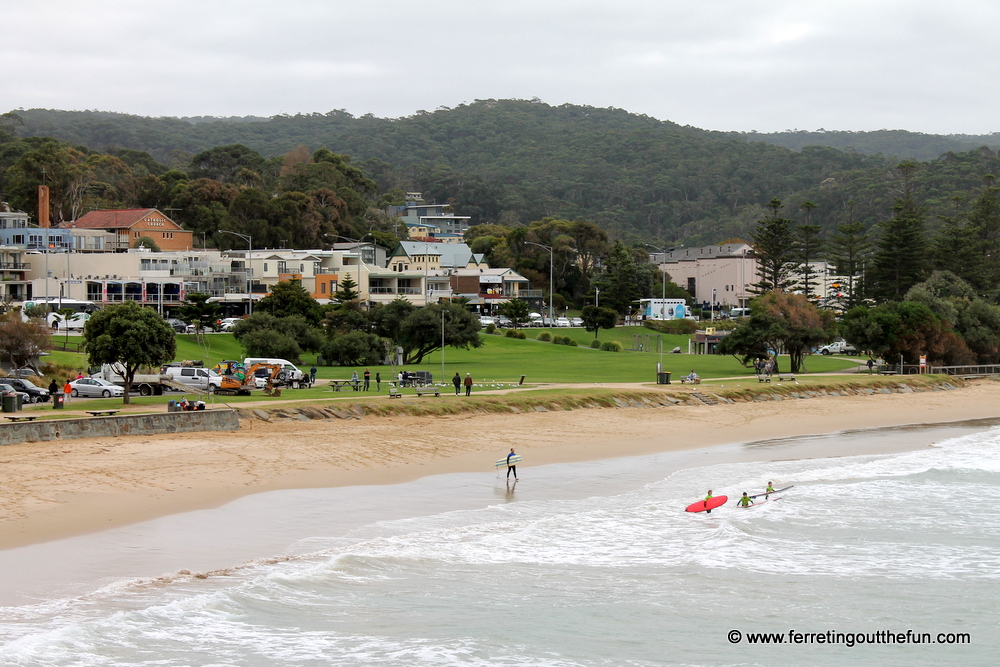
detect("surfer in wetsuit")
(765, 481), (775, 498)
(738, 492), (751, 507)
(506, 448), (518, 480)
(704, 490), (713, 512)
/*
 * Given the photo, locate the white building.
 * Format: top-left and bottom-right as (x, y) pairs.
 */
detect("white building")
(655, 243), (758, 309)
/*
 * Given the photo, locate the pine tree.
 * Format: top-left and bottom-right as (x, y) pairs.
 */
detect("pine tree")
(966, 177), (1000, 292)
(826, 201), (872, 310)
(869, 163), (929, 302)
(750, 198), (797, 293)
(794, 200), (823, 301)
(334, 273), (360, 303)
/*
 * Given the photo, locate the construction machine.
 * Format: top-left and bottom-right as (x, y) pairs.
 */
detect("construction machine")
(216, 362), (285, 396)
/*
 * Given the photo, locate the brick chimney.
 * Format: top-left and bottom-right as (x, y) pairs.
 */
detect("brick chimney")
(38, 185), (50, 228)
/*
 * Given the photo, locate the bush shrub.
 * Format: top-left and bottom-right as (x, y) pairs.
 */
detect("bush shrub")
(504, 328), (517, 337)
(566, 338), (578, 346)
(600, 340), (623, 352)
(517, 330), (526, 339)
(485, 323), (497, 334)
(537, 332), (552, 342)
(644, 319), (698, 335)
(589, 339), (602, 349)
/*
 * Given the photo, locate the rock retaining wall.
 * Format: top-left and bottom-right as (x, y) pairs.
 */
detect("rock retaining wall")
(0, 409), (241, 446)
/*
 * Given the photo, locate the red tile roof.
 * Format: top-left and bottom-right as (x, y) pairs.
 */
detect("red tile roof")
(64, 209), (179, 229)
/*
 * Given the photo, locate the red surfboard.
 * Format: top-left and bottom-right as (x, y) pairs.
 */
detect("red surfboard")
(686, 495), (727, 513)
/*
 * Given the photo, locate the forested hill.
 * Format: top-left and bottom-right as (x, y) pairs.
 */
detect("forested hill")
(744, 129), (1000, 161)
(6, 101), (1000, 246)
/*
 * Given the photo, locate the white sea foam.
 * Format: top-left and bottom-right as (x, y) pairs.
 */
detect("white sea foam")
(3, 425), (999, 665)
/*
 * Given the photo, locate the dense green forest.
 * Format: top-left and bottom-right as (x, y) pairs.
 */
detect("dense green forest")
(744, 129), (1000, 161)
(4, 100), (1000, 251)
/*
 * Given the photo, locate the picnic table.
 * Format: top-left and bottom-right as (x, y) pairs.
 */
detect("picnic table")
(5, 415), (38, 422)
(86, 410), (120, 417)
(328, 380), (361, 392)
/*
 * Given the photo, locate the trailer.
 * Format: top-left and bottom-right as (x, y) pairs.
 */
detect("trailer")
(90, 364), (219, 396)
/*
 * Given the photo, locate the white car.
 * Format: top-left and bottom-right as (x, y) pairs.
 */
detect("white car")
(479, 316), (496, 327)
(219, 317), (242, 331)
(570, 317), (583, 327)
(69, 377), (124, 398)
(555, 317), (571, 327)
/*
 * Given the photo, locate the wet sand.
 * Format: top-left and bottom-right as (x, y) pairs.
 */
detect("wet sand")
(1, 380), (998, 551)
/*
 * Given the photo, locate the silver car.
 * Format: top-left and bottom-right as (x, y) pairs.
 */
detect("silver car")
(69, 377), (125, 398)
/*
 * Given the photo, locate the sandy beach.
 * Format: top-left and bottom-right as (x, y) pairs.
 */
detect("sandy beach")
(1, 379), (998, 551)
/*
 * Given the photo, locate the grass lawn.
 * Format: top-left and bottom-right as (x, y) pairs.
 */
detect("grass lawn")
(27, 329), (861, 407)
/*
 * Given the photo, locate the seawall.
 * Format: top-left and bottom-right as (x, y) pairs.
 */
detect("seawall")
(0, 409), (241, 446)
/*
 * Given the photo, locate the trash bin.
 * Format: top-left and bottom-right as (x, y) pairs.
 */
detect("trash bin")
(657, 371), (672, 385)
(1, 394), (16, 413)
(53, 392), (65, 409)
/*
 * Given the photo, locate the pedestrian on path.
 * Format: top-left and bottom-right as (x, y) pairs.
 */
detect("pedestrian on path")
(453, 372), (461, 395)
(375, 372), (381, 391)
(464, 373), (473, 396)
(363, 368), (371, 391)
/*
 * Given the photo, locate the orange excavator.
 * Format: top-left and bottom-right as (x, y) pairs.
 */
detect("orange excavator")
(216, 362), (285, 396)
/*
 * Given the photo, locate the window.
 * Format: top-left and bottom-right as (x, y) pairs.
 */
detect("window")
(263, 263), (269, 272)
(320, 282), (326, 294)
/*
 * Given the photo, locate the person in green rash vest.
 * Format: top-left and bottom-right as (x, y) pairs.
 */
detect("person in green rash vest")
(703, 490), (714, 512)
(765, 481), (775, 498)
(739, 492), (752, 507)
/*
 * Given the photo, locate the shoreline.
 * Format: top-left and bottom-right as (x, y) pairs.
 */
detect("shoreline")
(1, 379), (999, 551)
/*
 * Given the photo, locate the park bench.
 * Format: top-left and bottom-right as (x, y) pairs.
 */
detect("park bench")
(758, 375), (771, 383)
(388, 386), (402, 398)
(86, 410), (120, 417)
(5, 415), (38, 422)
(414, 387), (441, 397)
(778, 374), (796, 381)
(680, 377), (701, 384)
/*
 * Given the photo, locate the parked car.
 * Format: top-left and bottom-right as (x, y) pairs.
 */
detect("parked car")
(570, 317), (583, 327)
(555, 317), (571, 327)
(11, 368), (40, 378)
(479, 316), (496, 327)
(0, 383), (31, 404)
(68, 377), (125, 398)
(3, 378), (49, 403)
(165, 318), (188, 333)
(218, 317), (242, 332)
(494, 315), (512, 328)
(818, 340), (858, 355)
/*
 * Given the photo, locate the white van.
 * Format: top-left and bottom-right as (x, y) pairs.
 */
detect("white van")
(729, 308), (751, 318)
(161, 366), (222, 392)
(242, 358), (305, 384)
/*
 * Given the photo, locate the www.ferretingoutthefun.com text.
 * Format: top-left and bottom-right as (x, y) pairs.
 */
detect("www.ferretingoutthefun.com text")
(727, 629), (970, 647)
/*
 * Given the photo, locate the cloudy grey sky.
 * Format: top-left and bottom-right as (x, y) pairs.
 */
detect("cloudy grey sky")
(6, 0), (999, 134)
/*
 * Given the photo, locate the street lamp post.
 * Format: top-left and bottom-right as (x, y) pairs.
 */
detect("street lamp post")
(219, 231), (253, 315)
(525, 241), (554, 324)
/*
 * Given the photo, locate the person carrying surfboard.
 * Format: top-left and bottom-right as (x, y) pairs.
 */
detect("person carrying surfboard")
(506, 448), (518, 480)
(738, 492), (751, 507)
(765, 481), (775, 498)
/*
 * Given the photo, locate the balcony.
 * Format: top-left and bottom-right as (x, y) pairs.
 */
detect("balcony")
(0, 262), (29, 270)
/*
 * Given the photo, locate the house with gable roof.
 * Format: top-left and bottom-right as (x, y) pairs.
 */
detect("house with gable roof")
(61, 208), (194, 252)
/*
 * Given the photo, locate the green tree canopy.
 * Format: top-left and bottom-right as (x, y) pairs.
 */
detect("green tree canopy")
(83, 301), (177, 403)
(256, 280), (324, 325)
(175, 292), (220, 342)
(398, 302), (482, 364)
(716, 292), (836, 373)
(581, 305), (618, 340)
(750, 198), (797, 294)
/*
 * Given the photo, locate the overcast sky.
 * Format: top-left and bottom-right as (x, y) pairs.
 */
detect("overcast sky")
(5, 0), (999, 134)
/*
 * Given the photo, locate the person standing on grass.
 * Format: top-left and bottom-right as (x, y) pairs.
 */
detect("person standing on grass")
(375, 372), (381, 391)
(867, 358), (874, 375)
(363, 368), (371, 391)
(310, 364), (317, 384)
(48, 379), (58, 395)
(63, 379), (73, 402)
(464, 373), (473, 396)
(452, 372), (461, 395)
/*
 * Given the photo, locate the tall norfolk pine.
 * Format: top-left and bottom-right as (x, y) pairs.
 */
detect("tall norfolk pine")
(750, 198), (798, 294)
(868, 163), (929, 302)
